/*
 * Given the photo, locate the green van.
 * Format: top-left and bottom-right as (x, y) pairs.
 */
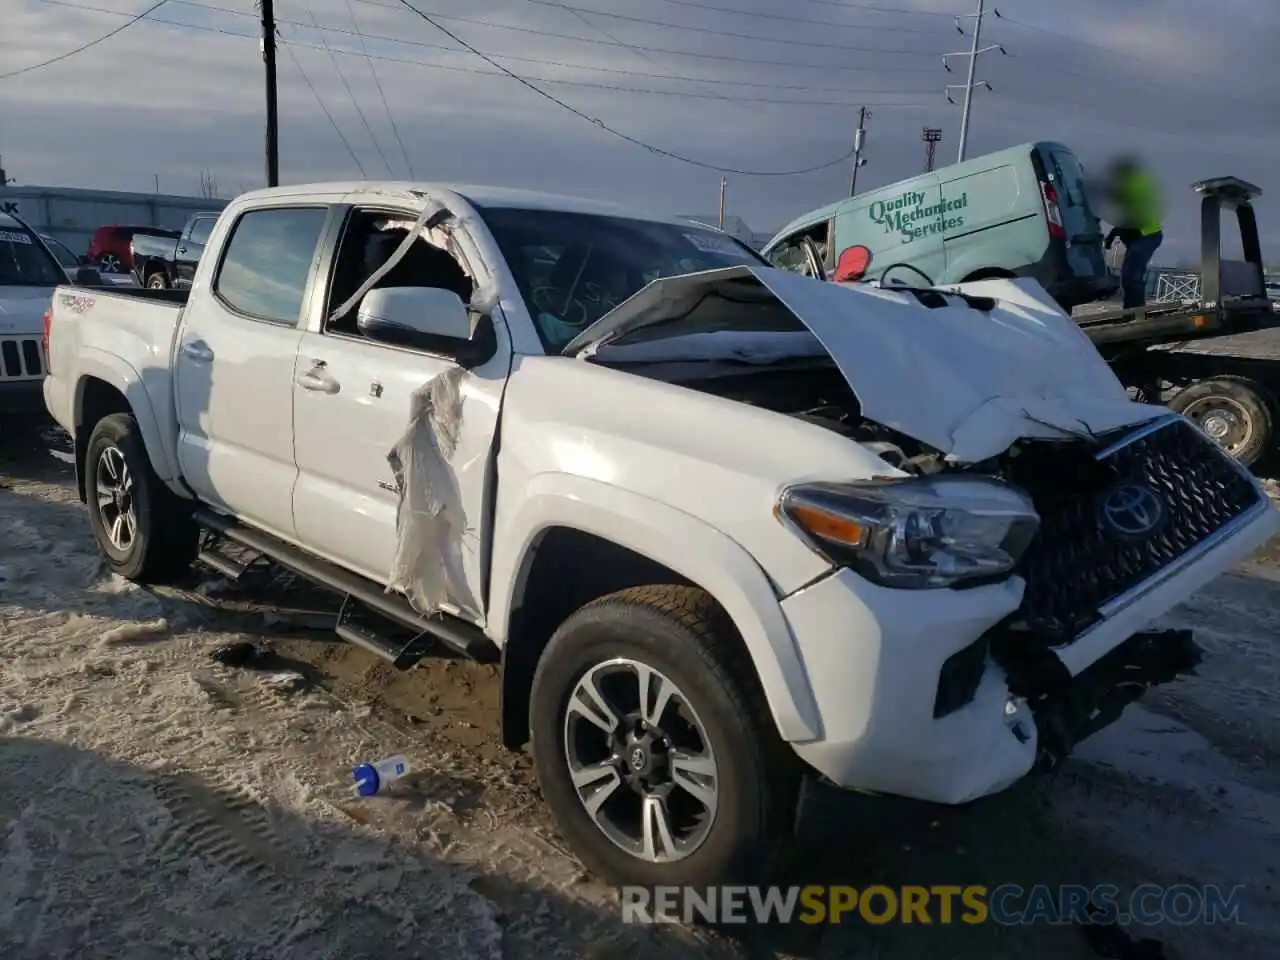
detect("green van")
(762, 141), (1118, 309)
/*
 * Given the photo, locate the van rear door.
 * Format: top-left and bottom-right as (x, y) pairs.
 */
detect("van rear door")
(1038, 145), (1107, 281)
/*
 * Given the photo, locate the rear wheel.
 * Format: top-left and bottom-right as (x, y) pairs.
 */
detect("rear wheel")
(84, 413), (198, 582)
(529, 585), (800, 889)
(146, 270), (169, 289)
(1167, 377), (1273, 466)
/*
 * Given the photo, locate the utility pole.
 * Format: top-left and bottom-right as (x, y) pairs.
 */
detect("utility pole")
(718, 176), (726, 230)
(849, 106), (869, 197)
(944, 1), (1006, 164)
(922, 128), (943, 173)
(260, 0), (280, 187)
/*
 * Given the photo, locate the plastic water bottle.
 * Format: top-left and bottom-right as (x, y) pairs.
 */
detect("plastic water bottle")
(352, 755), (409, 797)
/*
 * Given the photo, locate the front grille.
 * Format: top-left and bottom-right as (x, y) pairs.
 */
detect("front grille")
(0, 337), (44, 380)
(1006, 416), (1262, 641)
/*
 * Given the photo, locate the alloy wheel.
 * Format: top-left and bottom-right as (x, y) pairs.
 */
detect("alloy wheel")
(562, 657), (719, 864)
(95, 445), (137, 552)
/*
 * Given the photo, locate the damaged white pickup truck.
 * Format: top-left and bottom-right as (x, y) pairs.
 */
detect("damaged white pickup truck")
(43, 182), (1280, 889)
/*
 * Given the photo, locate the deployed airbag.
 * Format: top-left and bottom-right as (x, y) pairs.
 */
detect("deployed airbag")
(386, 367), (481, 620)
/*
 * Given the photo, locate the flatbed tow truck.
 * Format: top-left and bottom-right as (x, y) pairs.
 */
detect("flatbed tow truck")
(1068, 177), (1280, 465)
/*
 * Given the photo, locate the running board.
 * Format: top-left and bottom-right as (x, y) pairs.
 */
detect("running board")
(193, 508), (499, 665)
(197, 547), (255, 581)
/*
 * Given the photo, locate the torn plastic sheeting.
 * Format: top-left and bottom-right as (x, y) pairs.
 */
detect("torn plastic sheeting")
(468, 278), (501, 316)
(386, 367), (482, 621)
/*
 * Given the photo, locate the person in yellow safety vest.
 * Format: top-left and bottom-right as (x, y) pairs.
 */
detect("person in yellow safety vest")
(1103, 157), (1164, 310)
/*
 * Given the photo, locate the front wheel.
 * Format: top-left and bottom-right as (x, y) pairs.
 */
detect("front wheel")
(529, 585), (799, 889)
(84, 413), (198, 582)
(146, 271), (169, 290)
(1167, 377), (1273, 466)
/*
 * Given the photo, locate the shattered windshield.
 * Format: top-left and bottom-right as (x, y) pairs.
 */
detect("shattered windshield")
(0, 221), (64, 286)
(477, 205), (767, 352)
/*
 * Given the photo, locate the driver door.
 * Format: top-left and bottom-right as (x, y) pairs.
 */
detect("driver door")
(290, 203), (512, 624)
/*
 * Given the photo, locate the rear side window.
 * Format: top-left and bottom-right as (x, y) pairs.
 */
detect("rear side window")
(214, 207), (328, 324)
(189, 217), (215, 245)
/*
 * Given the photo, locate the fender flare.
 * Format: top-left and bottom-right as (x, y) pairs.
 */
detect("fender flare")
(74, 347), (180, 485)
(488, 473), (824, 743)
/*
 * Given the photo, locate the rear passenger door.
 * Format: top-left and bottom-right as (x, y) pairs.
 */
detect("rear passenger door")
(173, 203), (334, 540)
(174, 215), (216, 288)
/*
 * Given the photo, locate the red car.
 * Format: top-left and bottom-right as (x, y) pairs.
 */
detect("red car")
(86, 224), (180, 275)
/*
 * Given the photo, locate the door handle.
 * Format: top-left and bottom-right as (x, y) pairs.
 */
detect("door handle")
(296, 365), (340, 394)
(177, 246), (188, 254)
(181, 341), (213, 362)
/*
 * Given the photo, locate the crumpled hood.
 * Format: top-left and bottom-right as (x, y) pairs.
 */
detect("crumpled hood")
(563, 265), (1162, 463)
(0, 286), (55, 335)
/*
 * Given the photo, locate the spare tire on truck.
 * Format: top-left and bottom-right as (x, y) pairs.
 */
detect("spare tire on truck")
(1166, 376), (1273, 467)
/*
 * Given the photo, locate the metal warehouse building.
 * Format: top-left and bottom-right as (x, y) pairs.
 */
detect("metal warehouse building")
(0, 183), (227, 256)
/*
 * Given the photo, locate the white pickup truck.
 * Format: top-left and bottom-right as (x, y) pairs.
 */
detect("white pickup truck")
(43, 181), (1280, 889)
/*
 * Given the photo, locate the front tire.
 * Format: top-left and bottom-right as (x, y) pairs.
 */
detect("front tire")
(529, 585), (799, 888)
(146, 270), (169, 290)
(84, 413), (198, 582)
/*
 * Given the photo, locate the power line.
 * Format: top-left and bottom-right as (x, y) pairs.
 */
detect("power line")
(391, 0), (874, 177)
(346, 0), (415, 177)
(591, 0), (949, 35)
(544, 0), (756, 123)
(26, 0), (939, 104)
(332, 21), (936, 107)
(998, 14), (1279, 95)
(299, 0), (394, 175)
(792, 0), (955, 13)
(0, 0), (169, 80)
(518, 0), (950, 55)
(313, 0), (949, 74)
(281, 39), (367, 175)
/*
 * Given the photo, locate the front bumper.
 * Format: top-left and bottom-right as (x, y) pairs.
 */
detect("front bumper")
(779, 492), (1279, 806)
(0, 378), (48, 414)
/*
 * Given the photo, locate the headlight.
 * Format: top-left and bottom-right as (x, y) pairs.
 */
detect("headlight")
(775, 475), (1040, 589)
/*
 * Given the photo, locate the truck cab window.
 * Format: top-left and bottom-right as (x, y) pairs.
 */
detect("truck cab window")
(213, 207), (329, 324)
(325, 209), (474, 337)
(189, 217), (215, 246)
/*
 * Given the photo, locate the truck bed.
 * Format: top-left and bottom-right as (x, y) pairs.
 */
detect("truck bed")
(1072, 296), (1279, 348)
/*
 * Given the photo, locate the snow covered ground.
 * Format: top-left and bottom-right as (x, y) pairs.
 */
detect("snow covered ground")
(2, 421), (1278, 959)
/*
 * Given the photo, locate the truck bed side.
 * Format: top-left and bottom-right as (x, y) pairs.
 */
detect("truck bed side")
(43, 285), (189, 492)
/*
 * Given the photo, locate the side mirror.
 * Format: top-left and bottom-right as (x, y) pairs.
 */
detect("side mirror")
(357, 286), (496, 367)
(73, 265), (104, 285)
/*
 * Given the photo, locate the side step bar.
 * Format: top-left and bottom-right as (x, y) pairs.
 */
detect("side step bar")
(194, 508), (499, 665)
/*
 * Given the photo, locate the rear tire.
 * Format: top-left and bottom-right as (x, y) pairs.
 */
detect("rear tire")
(528, 585), (800, 889)
(146, 270), (169, 290)
(84, 413), (198, 583)
(1167, 377), (1273, 466)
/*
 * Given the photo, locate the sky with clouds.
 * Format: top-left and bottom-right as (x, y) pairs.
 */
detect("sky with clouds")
(1, 0), (1277, 262)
